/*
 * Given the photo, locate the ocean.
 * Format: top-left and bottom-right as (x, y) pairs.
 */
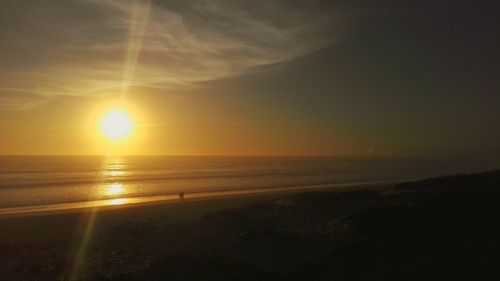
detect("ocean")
(0, 156), (498, 208)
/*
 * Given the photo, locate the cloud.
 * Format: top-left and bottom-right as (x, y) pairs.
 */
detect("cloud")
(0, 0), (354, 110)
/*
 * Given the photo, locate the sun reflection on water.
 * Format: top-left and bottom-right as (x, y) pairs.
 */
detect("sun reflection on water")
(104, 158), (126, 178)
(108, 198), (129, 205)
(109, 170), (125, 177)
(106, 183), (124, 196)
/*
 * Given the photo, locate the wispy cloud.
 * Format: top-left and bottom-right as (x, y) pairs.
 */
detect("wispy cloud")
(0, 0), (353, 110)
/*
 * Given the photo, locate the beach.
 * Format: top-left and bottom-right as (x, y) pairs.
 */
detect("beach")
(2, 170), (500, 280)
(0, 181), (391, 218)
(0, 181), (389, 280)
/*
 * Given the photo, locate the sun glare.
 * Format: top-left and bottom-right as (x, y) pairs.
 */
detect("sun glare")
(106, 183), (124, 196)
(100, 109), (134, 140)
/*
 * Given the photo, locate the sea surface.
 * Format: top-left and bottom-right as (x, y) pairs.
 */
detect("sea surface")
(0, 156), (499, 208)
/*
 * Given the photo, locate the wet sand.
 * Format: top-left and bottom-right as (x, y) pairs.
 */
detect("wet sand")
(0, 181), (394, 218)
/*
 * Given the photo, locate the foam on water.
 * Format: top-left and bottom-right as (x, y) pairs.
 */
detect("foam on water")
(0, 156), (498, 208)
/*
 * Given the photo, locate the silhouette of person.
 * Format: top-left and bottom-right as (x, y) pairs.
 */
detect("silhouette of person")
(179, 191), (185, 201)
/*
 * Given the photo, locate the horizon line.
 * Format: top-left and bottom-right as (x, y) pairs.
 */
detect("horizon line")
(0, 153), (490, 159)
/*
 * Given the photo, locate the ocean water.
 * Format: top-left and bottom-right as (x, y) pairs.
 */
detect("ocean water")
(0, 156), (498, 208)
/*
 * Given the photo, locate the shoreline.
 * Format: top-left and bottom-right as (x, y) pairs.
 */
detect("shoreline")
(0, 181), (395, 219)
(2, 170), (499, 280)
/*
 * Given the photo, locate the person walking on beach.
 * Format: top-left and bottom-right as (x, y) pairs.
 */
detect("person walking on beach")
(179, 191), (185, 201)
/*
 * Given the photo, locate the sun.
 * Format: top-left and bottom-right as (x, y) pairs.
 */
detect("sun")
(100, 109), (134, 140)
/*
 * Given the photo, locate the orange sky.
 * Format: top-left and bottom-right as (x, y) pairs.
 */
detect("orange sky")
(0, 89), (368, 156)
(1, 1), (499, 157)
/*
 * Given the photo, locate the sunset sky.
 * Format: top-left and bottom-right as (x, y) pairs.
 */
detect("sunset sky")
(0, 0), (498, 156)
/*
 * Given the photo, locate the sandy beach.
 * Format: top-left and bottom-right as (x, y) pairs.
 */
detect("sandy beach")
(0, 181), (393, 218)
(2, 170), (500, 281)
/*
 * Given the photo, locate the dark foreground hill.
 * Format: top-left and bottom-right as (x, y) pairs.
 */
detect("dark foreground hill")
(2, 170), (500, 281)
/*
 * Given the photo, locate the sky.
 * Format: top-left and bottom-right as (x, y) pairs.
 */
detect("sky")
(0, 0), (499, 156)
